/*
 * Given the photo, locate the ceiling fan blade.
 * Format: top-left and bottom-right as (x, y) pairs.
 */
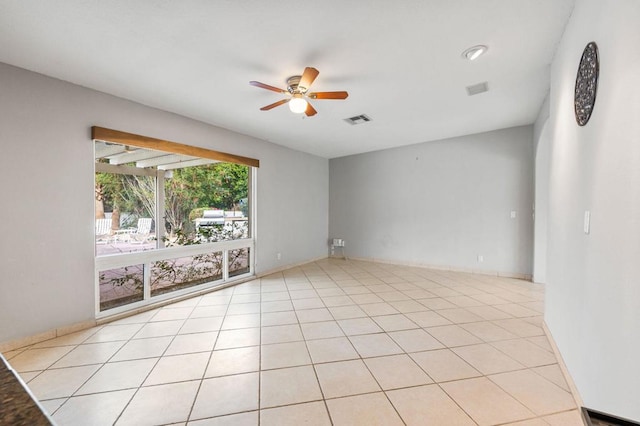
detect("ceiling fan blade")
(305, 102), (317, 117)
(308, 91), (349, 100)
(250, 81), (286, 93)
(298, 67), (319, 92)
(260, 98), (290, 111)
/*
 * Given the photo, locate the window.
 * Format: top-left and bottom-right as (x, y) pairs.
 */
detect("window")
(93, 127), (258, 315)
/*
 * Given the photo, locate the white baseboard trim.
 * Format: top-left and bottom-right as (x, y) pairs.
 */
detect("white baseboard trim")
(256, 255), (328, 278)
(0, 319), (97, 353)
(542, 320), (584, 408)
(334, 255), (532, 281)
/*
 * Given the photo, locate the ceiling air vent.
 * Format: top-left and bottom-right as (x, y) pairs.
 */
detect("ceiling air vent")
(344, 114), (372, 125)
(466, 82), (489, 96)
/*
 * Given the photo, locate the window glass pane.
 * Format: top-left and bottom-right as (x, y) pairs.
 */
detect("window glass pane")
(150, 252), (223, 297)
(99, 264), (145, 311)
(229, 247), (251, 278)
(164, 163), (249, 246)
(95, 171), (156, 256)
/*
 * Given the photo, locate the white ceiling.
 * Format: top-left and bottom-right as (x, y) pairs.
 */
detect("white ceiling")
(0, 0), (575, 158)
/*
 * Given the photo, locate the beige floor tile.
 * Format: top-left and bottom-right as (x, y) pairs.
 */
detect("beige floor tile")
(405, 311), (452, 327)
(364, 354), (432, 389)
(402, 289), (436, 299)
(165, 331), (217, 356)
(337, 318), (383, 335)
(503, 418), (548, 425)
(260, 365), (322, 408)
(428, 287), (462, 298)
(388, 329), (444, 352)
(52, 389), (136, 426)
(470, 293), (510, 305)
(260, 401), (331, 426)
(226, 302), (260, 315)
(8, 346), (75, 372)
(377, 291), (410, 302)
(453, 343), (525, 375)
(437, 308), (484, 324)
(445, 295), (485, 308)
(179, 317), (224, 334)
(349, 333), (403, 357)
(410, 349), (481, 383)
(371, 314), (419, 332)
(52, 342), (125, 368)
(326, 392), (404, 426)
(387, 384), (475, 426)
(117, 380), (199, 425)
(150, 307), (194, 322)
(359, 302), (399, 316)
(110, 336), (172, 362)
(306, 337), (359, 363)
(189, 305), (228, 318)
(491, 339), (557, 367)
(39, 398), (67, 417)
(316, 287), (345, 296)
(261, 341), (311, 370)
(418, 297), (458, 310)
(109, 310), (157, 325)
(198, 294), (231, 306)
(527, 335), (553, 352)
(297, 308), (334, 323)
(260, 300), (294, 313)
(231, 293), (261, 304)
(219, 314), (260, 330)
(532, 364), (570, 392)
(314, 359), (380, 398)
(461, 321), (519, 342)
(489, 370), (576, 415)
(466, 305), (513, 320)
(27, 364), (100, 400)
(260, 291), (290, 301)
(349, 293), (384, 304)
(261, 311), (297, 326)
(82, 324), (143, 344)
(289, 289), (318, 299)
(190, 373), (259, 419)
(205, 346), (259, 377)
(387, 300), (428, 313)
(214, 328), (260, 349)
(493, 318), (544, 337)
(293, 298), (326, 310)
(77, 358), (157, 394)
(144, 352), (210, 385)
(17, 371), (40, 383)
(133, 320), (185, 339)
(189, 411), (258, 426)
(261, 324), (303, 344)
(426, 324), (483, 347)
(441, 377), (535, 426)
(300, 321), (345, 340)
(543, 409), (585, 426)
(494, 303), (540, 318)
(321, 296), (354, 307)
(327, 305), (367, 320)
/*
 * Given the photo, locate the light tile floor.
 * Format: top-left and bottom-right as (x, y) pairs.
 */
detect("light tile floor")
(2, 259), (585, 426)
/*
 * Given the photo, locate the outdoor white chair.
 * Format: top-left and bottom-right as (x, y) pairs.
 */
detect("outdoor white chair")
(95, 218), (112, 244)
(129, 218), (153, 244)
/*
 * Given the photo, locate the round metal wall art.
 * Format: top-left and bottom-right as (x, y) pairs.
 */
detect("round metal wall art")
(574, 41), (599, 126)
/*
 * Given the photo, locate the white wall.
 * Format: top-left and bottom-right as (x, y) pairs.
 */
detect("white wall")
(533, 119), (550, 283)
(545, 0), (640, 421)
(329, 126), (534, 277)
(0, 63), (328, 344)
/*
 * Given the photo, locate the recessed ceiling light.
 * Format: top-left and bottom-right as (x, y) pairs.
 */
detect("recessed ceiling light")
(462, 45), (488, 61)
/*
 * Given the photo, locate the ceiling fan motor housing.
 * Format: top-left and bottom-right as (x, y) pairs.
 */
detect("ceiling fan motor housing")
(287, 75), (304, 94)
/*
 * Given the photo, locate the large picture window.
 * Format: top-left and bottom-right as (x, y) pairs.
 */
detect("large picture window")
(93, 127), (257, 315)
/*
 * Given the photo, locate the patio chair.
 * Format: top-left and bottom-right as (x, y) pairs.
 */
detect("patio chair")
(95, 218), (112, 244)
(129, 218), (153, 244)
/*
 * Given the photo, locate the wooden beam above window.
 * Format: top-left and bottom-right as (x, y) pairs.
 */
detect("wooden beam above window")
(92, 126), (260, 168)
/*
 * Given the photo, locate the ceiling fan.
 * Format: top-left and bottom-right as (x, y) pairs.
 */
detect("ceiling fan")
(250, 67), (348, 117)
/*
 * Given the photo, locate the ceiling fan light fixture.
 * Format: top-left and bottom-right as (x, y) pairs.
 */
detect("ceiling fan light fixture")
(289, 96), (308, 114)
(462, 45), (488, 61)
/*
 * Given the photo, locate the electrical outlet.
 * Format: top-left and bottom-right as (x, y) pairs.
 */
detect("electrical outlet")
(276, 252), (281, 260)
(477, 255), (484, 263)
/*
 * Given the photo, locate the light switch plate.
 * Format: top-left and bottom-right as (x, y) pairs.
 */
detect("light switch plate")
(510, 211), (517, 219)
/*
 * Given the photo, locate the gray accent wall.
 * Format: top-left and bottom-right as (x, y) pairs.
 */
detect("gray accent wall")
(329, 126), (534, 277)
(545, 0), (640, 421)
(0, 62), (328, 344)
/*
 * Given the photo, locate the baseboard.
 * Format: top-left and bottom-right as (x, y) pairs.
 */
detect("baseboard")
(256, 255), (328, 278)
(542, 320), (584, 408)
(0, 319), (97, 353)
(337, 255), (532, 281)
